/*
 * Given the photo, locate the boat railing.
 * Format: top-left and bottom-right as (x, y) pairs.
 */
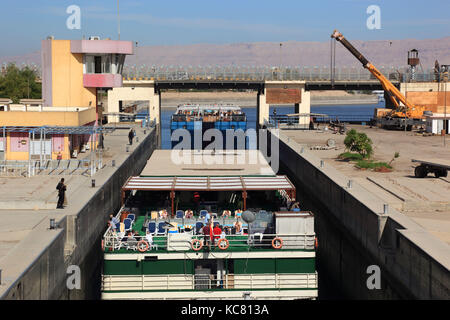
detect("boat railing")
(102, 232), (316, 252)
(101, 272), (318, 292)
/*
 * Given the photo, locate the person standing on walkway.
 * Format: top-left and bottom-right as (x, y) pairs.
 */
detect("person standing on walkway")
(56, 178), (66, 209)
(128, 129), (134, 145)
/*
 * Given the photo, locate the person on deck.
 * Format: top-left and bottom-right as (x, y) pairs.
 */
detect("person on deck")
(234, 219), (243, 235)
(222, 210), (231, 218)
(109, 214), (119, 230)
(193, 192), (200, 212)
(213, 224), (222, 243)
(185, 209), (193, 219)
(202, 222), (213, 250)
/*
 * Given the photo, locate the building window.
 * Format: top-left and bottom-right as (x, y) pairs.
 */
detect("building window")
(85, 55), (94, 73)
(84, 54), (125, 75)
(94, 56), (102, 73)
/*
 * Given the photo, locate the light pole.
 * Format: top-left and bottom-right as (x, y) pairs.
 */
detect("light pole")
(135, 41), (138, 78)
(444, 78), (447, 147)
(279, 43), (282, 80)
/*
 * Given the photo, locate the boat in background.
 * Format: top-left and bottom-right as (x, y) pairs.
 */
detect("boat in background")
(170, 104), (247, 149)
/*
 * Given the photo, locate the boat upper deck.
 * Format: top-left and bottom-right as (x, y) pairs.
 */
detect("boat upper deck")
(171, 104), (246, 122)
(103, 209), (315, 254)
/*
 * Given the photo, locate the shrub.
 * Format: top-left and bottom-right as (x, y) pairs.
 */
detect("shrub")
(338, 152), (364, 161)
(356, 160), (392, 170)
(344, 129), (373, 159)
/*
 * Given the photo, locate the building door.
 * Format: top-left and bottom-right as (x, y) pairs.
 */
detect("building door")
(30, 134), (52, 160)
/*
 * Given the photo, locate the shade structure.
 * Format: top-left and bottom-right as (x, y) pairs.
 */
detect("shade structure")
(122, 175), (295, 193)
(121, 175), (296, 213)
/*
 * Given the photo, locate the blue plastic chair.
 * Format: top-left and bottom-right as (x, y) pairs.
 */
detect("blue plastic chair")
(195, 222), (204, 234)
(147, 222), (156, 234)
(293, 208), (301, 212)
(127, 213), (135, 222)
(123, 218), (132, 231)
(176, 210), (184, 218)
(200, 210), (208, 218)
(157, 222), (166, 235)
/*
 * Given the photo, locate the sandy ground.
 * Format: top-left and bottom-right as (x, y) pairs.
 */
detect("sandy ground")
(282, 125), (450, 244)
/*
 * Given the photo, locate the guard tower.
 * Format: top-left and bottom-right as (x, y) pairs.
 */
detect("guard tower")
(407, 49), (420, 81)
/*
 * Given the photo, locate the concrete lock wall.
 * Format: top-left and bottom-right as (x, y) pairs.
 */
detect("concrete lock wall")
(1, 127), (158, 300)
(270, 129), (449, 299)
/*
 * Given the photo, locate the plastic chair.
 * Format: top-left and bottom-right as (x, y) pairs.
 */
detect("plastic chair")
(157, 222), (166, 235)
(195, 222), (204, 234)
(127, 213), (136, 222)
(200, 210), (208, 218)
(123, 218), (132, 232)
(147, 222), (157, 234)
(176, 210), (184, 219)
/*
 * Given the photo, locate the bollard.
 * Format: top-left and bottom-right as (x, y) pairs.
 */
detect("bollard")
(383, 204), (389, 215)
(126, 146), (129, 152)
(49, 218), (56, 230)
(92, 179), (96, 188)
(144, 130), (146, 134)
(320, 160), (324, 168)
(112, 160), (115, 167)
(347, 180), (353, 189)
(136, 137), (139, 143)
(300, 147), (304, 154)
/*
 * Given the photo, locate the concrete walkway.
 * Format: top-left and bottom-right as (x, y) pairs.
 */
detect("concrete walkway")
(0, 123), (151, 296)
(282, 125), (450, 245)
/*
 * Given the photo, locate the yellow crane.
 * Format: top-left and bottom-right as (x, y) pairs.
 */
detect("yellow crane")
(331, 29), (427, 128)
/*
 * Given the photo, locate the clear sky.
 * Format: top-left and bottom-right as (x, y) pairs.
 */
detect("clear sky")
(0, 0), (449, 56)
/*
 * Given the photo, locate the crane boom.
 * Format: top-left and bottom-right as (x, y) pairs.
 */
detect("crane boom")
(331, 30), (425, 119)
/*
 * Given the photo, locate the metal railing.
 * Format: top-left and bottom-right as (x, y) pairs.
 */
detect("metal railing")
(11, 63), (438, 83)
(102, 231), (315, 252)
(121, 65), (436, 82)
(102, 272), (318, 292)
(268, 114), (373, 126)
(0, 158), (103, 177)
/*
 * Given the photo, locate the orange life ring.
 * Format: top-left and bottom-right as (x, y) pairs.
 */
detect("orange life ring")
(315, 237), (318, 249)
(191, 239), (203, 251)
(217, 238), (229, 250)
(272, 237), (283, 249)
(137, 240), (149, 252)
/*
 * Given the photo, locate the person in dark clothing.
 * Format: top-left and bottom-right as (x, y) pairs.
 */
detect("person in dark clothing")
(128, 129), (134, 145)
(202, 222), (213, 250)
(56, 178), (66, 209)
(309, 117), (315, 130)
(99, 133), (104, 149)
